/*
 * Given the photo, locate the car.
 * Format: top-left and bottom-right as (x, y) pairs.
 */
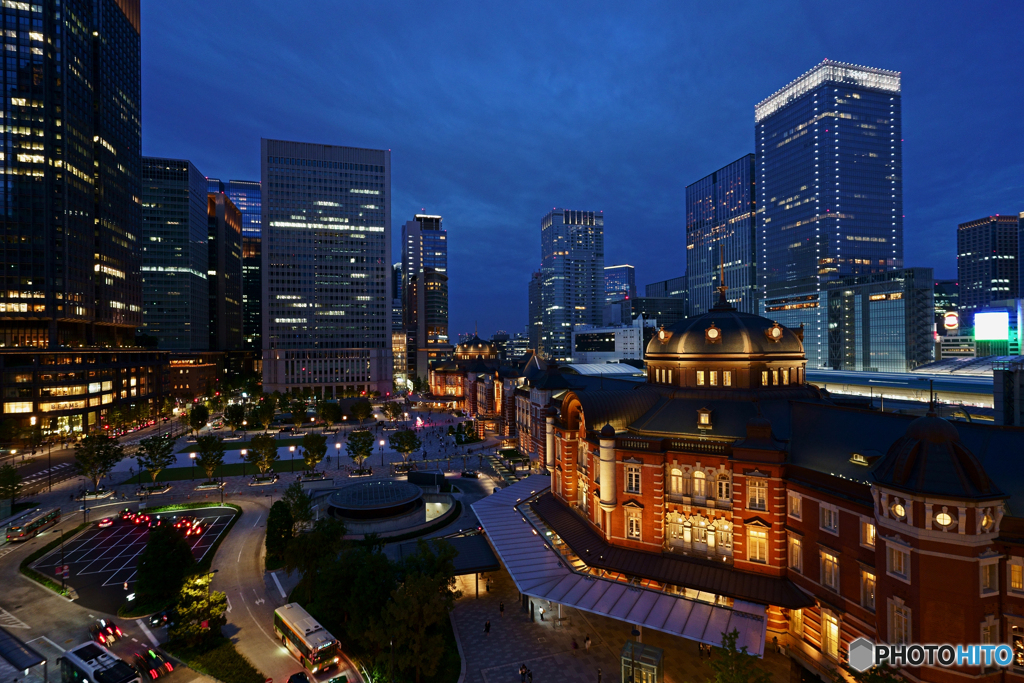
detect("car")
(147, 517), (166, 529)
(88, 618), (123, 645)
(287, 673), (313, 683)
(278, 426), (293, 433)
(148, 611), (172, 628)
(132, 650), (173, 680)
(119, 507), (135, 520)
(97, 518), (113, 528)
(460, 470), (480, 478)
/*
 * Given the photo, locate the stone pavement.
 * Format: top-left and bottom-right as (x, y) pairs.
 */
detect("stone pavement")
(451, 567), (795, 683)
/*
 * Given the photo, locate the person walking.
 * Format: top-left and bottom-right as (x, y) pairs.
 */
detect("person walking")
(519, 664), (526, 683)
(597, 667), (602, 683)
(499, 601), (505, 617)
(527, 670), (532, 683)
(585, 634), (591, 654)
(484, 620), (490, 636)
(572, 637), (579, 656)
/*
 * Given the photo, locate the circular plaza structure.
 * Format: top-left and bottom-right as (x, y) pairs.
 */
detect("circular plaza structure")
(327, 480), (424, 521)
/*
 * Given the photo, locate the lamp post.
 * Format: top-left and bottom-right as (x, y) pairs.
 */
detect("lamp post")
(379, 439), (385, 468)
(189, 452), (196, 481)
(335, 443), (341, 470)
(240, 449), (247, 478)
(289, 445), (295, 473)
(630, 627), (640, 683)
(242, 420), (247, 438)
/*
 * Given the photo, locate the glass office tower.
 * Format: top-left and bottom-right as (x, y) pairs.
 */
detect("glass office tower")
(207, 193), (243, 351)
(539, 209), (604, 362)
(208, 179), (262, 350)
(141, 158), (210, 350)
(957, 215), (1019, 326)
(261, 139), (392, 397)
(604, 264), (636, 305)
(402, 214), (451, 380)
(757, 60), (903, 367)
(686, 154), (757, 315)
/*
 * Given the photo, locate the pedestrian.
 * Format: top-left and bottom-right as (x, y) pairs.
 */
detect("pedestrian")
(585, 634), (591, 653)
(484, 620), (490, 636)
(499, 601), (504, 617)
(572, 637), (578, 656)
(520, 664), (526, 683)
(598, 668), (602, 683)
(527, 670), (532, 683)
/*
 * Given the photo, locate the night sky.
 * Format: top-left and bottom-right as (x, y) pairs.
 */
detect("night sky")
(142, 1), (1024, 340)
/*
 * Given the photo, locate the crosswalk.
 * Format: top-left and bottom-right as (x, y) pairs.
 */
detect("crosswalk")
(21, 462), (74, 484)
(0, 608), (29, 629)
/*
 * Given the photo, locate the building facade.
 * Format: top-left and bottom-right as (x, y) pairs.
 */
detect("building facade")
(604, 264), (637, 305)
(572, 319), (646, 364)
(209, 179), (262, 351)
(260, 139), (392, 397)
(402, 215), (451, 380)
(207, 193), (243, 351)
(528, 271), (543, 352)
(538, 210), (605, 362)
(686, 154), (757, 315)
(141, 158), (209, 351)
(957, 215), (1019, 326)
(757, 60), (903, 368)
(604, 297), (687, 328)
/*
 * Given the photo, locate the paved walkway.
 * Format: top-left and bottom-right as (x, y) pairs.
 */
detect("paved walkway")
(451, 567), (794, 683)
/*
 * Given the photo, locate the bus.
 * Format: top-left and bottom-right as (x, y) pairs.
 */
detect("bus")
(273, 603), (340, 674)
(59, 642), (141, 683)
(6, 507), (61, 542)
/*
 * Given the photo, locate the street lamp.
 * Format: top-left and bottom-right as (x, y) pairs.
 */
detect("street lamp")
(289, 445), (296, 473)
(189, 452), (196, 481)
(242, 420), (247, 438)
(379, 439), (385, 468)
(630, 627), (641, 683)
(335, 443), (341, 470)
(240, 449), (247, 478)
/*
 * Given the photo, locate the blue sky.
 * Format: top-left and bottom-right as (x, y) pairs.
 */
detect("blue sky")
(141, 0), (1024, 339)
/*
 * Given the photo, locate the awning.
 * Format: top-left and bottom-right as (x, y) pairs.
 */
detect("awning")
(0, 626), (45, 671)
(473, 476), (768, 656)
(395, 533), (500, 575)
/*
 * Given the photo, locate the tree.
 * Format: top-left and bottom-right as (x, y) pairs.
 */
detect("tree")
(265, 501), (293, 567)
(283, 517), (347, 603)
(161, 397), (176, 419)
(168, 572), (227, 650)
(74, 434), (124, 491)
(177, 410), (190, 434)
(195, 435), (226, 481)
(137, 435), (176, 486)
(389, 429), (422, 465)
(246, 433), (279, 475)
(301, 432), (327, 472)
(257, 399), (276, 433)
(0, 463), (21, 510)
(224, 403), (246, 434)
(135, 524), (197, 605)
(282, 481), (313, 531)
(351, 399), (373, 424)
(0, 418), (17, 445)
(381, 401), (402, 421)
(189, 404), (210, 435)
(708, 629), (774, 683)
(290, 399), (306, 431)
(346, 430), (374, 472)
(320, 402), (341, 431)
(245, 405), (264, 432)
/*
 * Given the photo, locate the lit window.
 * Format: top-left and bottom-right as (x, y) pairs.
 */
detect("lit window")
(697, 370), (705, 386)
(761, 370), (769, 385)
(861, 520), (875, 547)
(820, 503), (839, 533)
(1011, 564), (1024, 592)
(627, 511), (641, 540)
(669, 468), (683, 496)
(981, 562), (998, 594)
(862, 571), (876, 610)
(772, 369), (779, 385)
(748, 479), (767, 511)
(788, 535), (802, 572)
(693, 471), (706, 498)
(3, 401), (32, 413)
(626, 466), (641, 494)
(717, 475), (730, 501)
(887, 544), (909, 580)
(748, 529), (767, 563)
(822, 611), (840, 659)
(710, 371), (717, 386)
(891, 603), (910, 645)
(790, 608), (803, 635)
(723, 371), (732, 386)
(934, 510), (953, 528)
(781, 368), (789, 385)
(821, 550), (839, 590)
(787, 492), (802, 519)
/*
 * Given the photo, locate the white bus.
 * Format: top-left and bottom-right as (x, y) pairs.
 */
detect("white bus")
(273, 603), (340, 674)
(59, 642), (141, 683)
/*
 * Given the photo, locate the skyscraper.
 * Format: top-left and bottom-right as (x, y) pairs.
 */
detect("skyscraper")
(957, 215), (1019, 326)
(402, 215), (451, 380)
(141, 158), (210, 351)
(686, 154), (757, 315)
(0, 0), (166, 435)
(604, 265), (636, 304)
(538, 209), (604, 362)
(209, 179), (262, 351)
(207, 193), (243, 351)
(528, 270), (543, 352)
(757, 60), (902, 367)
(261, 139), (392, 397)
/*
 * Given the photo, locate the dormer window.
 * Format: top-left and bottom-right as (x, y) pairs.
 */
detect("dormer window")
(697, 408), (712, 429)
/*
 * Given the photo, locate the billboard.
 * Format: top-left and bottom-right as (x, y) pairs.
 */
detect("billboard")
(974, 311), (1009, 341)
(943, 312), (959, 330)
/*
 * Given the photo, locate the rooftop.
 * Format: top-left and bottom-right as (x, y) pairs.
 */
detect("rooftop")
(755, 59), (901, 122)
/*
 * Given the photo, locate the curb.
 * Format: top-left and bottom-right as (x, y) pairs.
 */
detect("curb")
(449, 609), (467, 683)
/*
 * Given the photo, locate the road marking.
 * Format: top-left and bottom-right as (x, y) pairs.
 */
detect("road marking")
(240, 593), (279, 649)
(252, 514), (262, 527)
(137, 620), (159, 647)
(132, 637), (138, 642)
(252, 589), (265, 605)
(271, 572), (286, 598)
(0, 609), (29, 629)
(226, 595), (232, 613)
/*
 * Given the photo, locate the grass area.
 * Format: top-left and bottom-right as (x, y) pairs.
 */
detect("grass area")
(19, 522), (90, 596)
(8, 501), (39, 516)
(165, 638), (265, 683)
(119, 459), (311, 485)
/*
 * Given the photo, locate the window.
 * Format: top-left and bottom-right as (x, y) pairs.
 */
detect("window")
(748, 478), (767, 511)
(820, 503), (839, 533)
(698, 409), (711, 427)
(3, 401), (32, 413)
(981, 562), (998, 595)
(772, 369), (779, 385)
(667, 369), (673, 384)
(787, 492), (802, 519)
(861, 520), (876, 548)
(723, 371), (732, 387)
(761, 370), (769, 386)
(822, 611), (840, 659)
(748, 529), (767, 563)
(891, 603), (910, 645)
(710, 371), (717, 386)
(717, 475), (730, 501)
(862, 571), (876, 610)
(781, 368), (790, 385)
(790, 608), (804, 635)
(669, 468), (683, 496)
(626, 466), (641, 494)
(627, 511), (641, 539)
(693, 470), (706, 498)
(887, 544), (909, 581)
(788, 536), (802, 572)
(821, 550), (839, 591)
(982, 618), (998, 646)
(717, 522), (732, 552)
(697, 370), (705, 386)
(1011, 563), (1024, 592)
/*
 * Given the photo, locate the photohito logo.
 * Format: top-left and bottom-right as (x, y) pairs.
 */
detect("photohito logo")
(848, 638), (1014, 672)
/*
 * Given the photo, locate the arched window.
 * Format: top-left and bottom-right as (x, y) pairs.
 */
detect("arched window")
(670, 468), (683, 495)
(693, 470), (706, 498)
(717, 474), (731, 501)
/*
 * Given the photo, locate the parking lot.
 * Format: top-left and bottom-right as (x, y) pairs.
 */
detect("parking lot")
(31, 506), (235, 613)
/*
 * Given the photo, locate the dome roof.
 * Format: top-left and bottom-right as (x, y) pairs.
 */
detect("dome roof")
(872, 411), (1003, 500)
(454, 336), (496, 355)
(645, 295), (804, 359)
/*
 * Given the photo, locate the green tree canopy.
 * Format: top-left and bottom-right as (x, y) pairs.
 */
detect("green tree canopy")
(135, 524), (197, 605)
(195, 435), (226, 481)
(351, 399), (373, 424)
(189, 404), (210, 435)
(320, 402), (342, 429)
(265, 501), (293, 567)
(245, 405), (264, 431)
(137, 435), (176, 485)
(74, 434), (125, 492)
(284, 517), (347, 602)
(257, 400), (276, 432)
(223, 403), (246, 433)
(301, 432), (327, 472)
(346, 430), (375, 471)
(290, 399), (306, 430)
(381, 401), (402, 421)
(389, 429), (422, 464)
(246, 433), (279, 475)
(282, 481), (313, 532)
(0, 463), (21, 509)
(709, 629), (774, 683)
(168, 572), (227, 650)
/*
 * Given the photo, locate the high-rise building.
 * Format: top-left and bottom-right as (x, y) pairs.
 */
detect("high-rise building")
(402, 215), (451, 379)
(604, 297), (687, 328)
(538, 209), (605, 361)
(207, 194), (243, 351)
(933, 279), (959, 330)
(209, 179), (262, 351)
(604, 265), (636, 305)
(141, 159), (210, 351)
(644, 275), (688, 317)
(0, 0), (167, 435)
(528, 271), (543, 352)
(686, 154), (757, 315)
(757, 60), (903, 368)
(261, 139), (392, 397)
(957, 215), (1019, 327)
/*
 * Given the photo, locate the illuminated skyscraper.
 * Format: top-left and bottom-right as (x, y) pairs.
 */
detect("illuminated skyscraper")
(402, 215), (450, 380)
(208, 193), (243, 351)
(261, 139), (392, 396)
(757, 60), (903, 367)
(604, 265), (636, 305)
(957, 215), (1019, 325)
(209, 179), (262, 350)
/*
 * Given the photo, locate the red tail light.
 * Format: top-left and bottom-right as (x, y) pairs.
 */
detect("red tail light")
(98, 634), (106, 643)
(150, 670), (157, 679)
(115, 628), (122, 636)
(166, 664), (173, 672)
